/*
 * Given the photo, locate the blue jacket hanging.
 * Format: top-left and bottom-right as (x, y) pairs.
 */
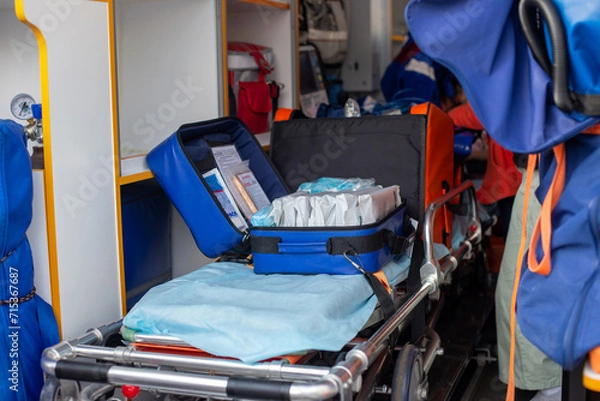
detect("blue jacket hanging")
(0, 120), (59, 401)
(405, 0), (599, 153)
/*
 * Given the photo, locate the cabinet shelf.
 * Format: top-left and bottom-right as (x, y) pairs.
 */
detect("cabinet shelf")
(228, 0), (289, 13)
(120, 155), (152, 184)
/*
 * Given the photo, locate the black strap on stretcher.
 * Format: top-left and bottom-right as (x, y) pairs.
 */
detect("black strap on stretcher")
(407, 236), (426, 342)
(343, 250), (399, 349)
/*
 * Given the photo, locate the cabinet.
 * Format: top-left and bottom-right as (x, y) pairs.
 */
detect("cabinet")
(9, 0), (298, 338)
(116, 0), (297, 181)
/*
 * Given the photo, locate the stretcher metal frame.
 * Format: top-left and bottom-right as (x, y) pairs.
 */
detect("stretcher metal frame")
(41, 181), (481, 401)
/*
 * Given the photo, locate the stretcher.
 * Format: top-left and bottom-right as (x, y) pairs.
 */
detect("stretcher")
(40, 180), (481, 401)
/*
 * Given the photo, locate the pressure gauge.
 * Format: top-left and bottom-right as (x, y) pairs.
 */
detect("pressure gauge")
(10, 93), (36, 121)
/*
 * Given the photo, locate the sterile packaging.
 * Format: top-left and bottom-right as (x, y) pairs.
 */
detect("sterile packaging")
(203, 168), (248, 231)
(298, 177), (376, 194)
(358, 185), (401, 225)
(221, 161), (271, 220)
(252, 185), (401, 228)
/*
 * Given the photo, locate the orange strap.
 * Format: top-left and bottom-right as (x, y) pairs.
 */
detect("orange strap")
(506, 154), (538, 401)
(374, 270), (392, 294)
(591, 347), (600, 374)
(526, 144), (566, 276)
(274, 108), (295, 122)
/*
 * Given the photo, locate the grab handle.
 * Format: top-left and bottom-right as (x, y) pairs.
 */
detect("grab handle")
(277, 241), (326, 254)
(519, 0), (573, 113)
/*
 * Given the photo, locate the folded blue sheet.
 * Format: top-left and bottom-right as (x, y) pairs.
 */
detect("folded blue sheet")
(124, 246), (450, 363)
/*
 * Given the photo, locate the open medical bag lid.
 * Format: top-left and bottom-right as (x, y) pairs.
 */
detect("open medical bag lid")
(147, 118), (288, 258)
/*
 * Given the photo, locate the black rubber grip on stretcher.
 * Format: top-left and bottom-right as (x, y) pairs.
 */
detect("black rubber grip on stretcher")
(227, 377), (292, 400)
(54, 360), (111, 382)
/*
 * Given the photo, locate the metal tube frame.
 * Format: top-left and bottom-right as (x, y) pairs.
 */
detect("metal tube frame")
(42, 182), (482, 401)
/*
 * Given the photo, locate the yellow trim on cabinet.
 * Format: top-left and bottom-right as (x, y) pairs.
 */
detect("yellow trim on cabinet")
(392, 35), (406, 43)
(107, 0), (128, 316)
(237, 0), (289, 10)
(14, 0), (63, 336)
(119, 171), (154, 186)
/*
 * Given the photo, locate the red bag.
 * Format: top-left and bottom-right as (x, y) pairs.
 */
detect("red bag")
(237, 81), (272, 134)
(228, 42), (277, 134)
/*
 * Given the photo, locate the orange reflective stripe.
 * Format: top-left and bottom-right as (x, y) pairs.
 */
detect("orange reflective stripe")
(274, 108), (294, 122)
(506, 154), (538, 401)
(373, 270), (392, 294)
(591, 347), (600, 374)
(527, 144), (566, 276)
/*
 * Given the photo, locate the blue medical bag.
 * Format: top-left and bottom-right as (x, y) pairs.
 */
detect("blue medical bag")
(146, 117), (408, 275)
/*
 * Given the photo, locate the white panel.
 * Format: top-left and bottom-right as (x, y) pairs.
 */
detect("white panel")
(0, 9), (40, 122)
(227, 7), (295, 110)
(342, 0), (391, 92)
(29, 172), (52, 305)
(341, 0), (373, 92)
(170, 206), (213, 278)
(115, 0), (220, 159)
(21, 0), (122, 338)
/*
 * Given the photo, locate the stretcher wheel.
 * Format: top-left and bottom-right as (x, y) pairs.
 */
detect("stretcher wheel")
(39, 377), (80, 401)
(391, 344), (426, 401)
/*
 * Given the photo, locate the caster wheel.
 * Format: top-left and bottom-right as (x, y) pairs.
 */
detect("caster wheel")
(391, 344), (426, 401)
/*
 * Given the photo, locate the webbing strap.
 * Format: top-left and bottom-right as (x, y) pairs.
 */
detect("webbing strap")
(527, 144), (565, 276)
(506, 154), (537, 401)
(344, 253), (397, 347)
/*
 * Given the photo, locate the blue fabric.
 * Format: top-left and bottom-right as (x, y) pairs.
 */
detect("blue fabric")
(316, 103), (345, 118)
(122, 181), (172, 310)
(380, 35), (455, 107)
(517, 134), (600, 369)
(405, 0), (599, 153)
(553, 0), (600, 99)
(0, 240), (59, 400)
(124, 254), (428, 363)
(0, 120), (59, 400)
(453, 131), (475, 159)
(0, 120), (33, 255)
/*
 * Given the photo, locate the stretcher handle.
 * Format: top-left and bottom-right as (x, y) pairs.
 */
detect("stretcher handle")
(423, 180), (479, 269)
